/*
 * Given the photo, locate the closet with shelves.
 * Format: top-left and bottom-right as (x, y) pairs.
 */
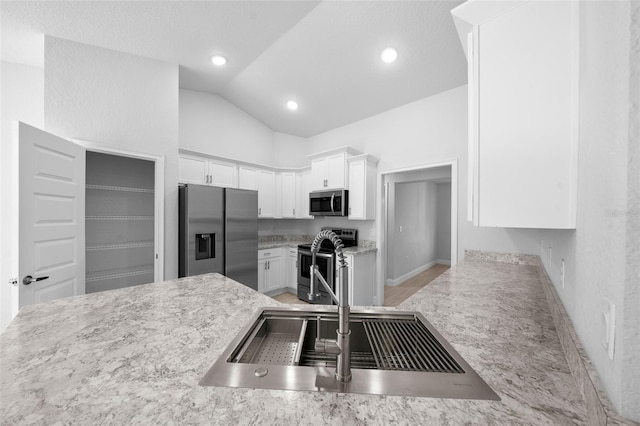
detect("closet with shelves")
(85, 152), (156, 293)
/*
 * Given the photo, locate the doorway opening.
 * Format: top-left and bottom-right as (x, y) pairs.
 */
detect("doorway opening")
(85, 151), (156, 293)
(376, 160), (457, 307)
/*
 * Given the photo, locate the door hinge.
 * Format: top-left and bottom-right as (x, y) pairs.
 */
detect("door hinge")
(8, 278), (18, 287)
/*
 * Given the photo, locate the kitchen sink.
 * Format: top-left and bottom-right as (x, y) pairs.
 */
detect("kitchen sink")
(200, 307), (500, 400)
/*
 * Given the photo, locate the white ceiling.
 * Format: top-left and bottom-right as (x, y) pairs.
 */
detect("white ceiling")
(1, 0), (467, 138)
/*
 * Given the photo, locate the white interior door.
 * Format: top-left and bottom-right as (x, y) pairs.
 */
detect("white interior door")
(18, 122), (86, 308)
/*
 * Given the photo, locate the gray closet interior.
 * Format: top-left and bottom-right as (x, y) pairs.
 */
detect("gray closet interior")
(85, 151), (155, 293)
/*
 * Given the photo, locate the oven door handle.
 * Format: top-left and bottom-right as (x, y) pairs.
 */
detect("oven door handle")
(300, 250), (333, 260)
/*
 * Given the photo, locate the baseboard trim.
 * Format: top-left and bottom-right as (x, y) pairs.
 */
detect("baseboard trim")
(536, 258), (638, 426)
(386, 260), (438, 287)
(436, 259), (451, 266)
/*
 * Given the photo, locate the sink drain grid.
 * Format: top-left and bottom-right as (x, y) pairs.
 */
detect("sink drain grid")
(362, 318), (464, 373)
(239, 332), (300, 365)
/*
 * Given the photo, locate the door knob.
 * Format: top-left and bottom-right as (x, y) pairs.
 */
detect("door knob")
(22, 275), (49, 285)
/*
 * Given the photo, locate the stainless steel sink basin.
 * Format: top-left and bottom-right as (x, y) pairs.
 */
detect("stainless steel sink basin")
(200, 307), (500, 400)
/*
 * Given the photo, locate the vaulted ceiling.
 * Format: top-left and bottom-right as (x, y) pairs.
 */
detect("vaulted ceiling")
(1, 0), (467, 137)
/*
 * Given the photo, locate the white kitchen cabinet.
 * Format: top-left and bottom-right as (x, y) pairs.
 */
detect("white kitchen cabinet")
(238, 166), (258, 190)
(239, 167), (276, 218)
(178, 155), (208, 185)
(280, 169), (313, 219)
(286, 247), (298, 289)
(347, 154), (378, 220)
(296, 168), (313, 219)
(308, 147), (362, 191)
(281, 172), (297, 218)
(178, 154), (237, 187)
(453, 0), (579, 228)
(258, 249), (283, 293)
(310, 154), (345, 191)
(346, 251), (376, 306)
(257, 170), (276, 218)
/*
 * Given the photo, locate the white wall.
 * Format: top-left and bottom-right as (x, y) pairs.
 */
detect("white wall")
(306, 85), (541, 261)
(179, 89), (275, 165)
(44, 37), (180, 281)
(538, 1), (639, 420)
(435, 182), (452, 262)
(389, 181), (437, 281)
(0, 61), (44, 333)
(273, 132), (309, 168)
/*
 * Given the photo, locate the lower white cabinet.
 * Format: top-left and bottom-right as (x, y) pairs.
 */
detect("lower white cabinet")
(346, 251), (376, 306)
(286, 248), (298, 289)
(258, 249), (283, 293)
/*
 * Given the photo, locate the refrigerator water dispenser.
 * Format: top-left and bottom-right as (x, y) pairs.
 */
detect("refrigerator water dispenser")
(195, 233), (215, 260)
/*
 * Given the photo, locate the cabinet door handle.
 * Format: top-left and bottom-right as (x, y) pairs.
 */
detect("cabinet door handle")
(349, 207), (351, 215)
(267, 261), (270, 270)
(293, 208), (295, 216)
(258, 207), (261, 215)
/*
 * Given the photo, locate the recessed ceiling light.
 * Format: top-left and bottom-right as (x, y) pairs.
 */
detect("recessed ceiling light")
(286, 100), (298, 111)
(211, 55), (227, 66)
(381, 48), (398, 64)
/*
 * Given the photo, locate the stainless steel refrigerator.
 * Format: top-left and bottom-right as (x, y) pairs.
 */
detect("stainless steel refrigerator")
(179, 184), (258, 290)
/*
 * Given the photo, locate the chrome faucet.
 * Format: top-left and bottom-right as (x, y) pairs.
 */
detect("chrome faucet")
(307, 230), (352, 383)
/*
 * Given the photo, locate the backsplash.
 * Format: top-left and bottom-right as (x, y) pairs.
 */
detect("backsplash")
(258, 234), (376, 250)
(258, 235), (313, 244)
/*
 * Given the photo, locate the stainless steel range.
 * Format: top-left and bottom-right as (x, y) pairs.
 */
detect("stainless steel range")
(297, 228), (358, 304)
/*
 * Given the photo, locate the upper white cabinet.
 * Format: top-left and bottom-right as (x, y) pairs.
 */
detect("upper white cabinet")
(179, 155), (238, 188)
(309, 147), (361, 191)
(297, 168), (313, 219)
(311, 154), (345, 190)
(347, 154), (378, 220)
(280, 169), (313, 219)
(239, 166), (276, 218)
(281, 172), (297, 218)
(452, 0), (579, 229)
(257, 170), (276, 218)
(238, 166), (258, 190)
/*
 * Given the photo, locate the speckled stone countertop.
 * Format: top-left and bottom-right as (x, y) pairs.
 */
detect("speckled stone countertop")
(0, 258), (585, 425)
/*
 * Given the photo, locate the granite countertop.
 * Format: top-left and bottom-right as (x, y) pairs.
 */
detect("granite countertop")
(258, 235), (377, 254)
(0, 257), (585, 425)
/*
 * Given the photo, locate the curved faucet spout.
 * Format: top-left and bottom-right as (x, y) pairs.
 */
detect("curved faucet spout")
(308, 230), (352, 383)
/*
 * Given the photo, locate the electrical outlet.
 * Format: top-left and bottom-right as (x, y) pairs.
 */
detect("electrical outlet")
(399, 225), (403, 233)
(561, 259), (565, 288)
(369, 227), (376, 238)
(602, 299), (616, 360)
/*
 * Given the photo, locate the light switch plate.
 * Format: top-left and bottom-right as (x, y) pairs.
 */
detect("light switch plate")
(601, 299), (616, 360)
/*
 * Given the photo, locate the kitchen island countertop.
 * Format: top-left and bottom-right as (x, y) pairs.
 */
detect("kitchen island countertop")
(0, 257), (585, 425)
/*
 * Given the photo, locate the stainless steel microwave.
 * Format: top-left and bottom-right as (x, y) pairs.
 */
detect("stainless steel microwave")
(309, 189), (349, 216)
